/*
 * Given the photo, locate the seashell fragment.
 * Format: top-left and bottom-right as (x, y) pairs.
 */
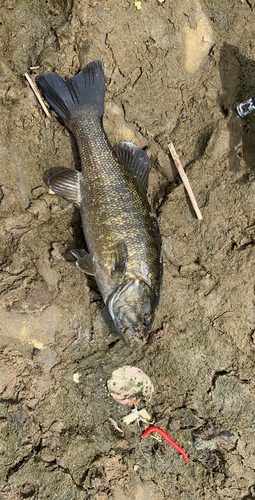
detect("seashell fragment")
(107, 365), (154, 405)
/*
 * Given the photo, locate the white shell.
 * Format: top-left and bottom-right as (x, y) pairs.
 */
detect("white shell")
(107, 365), (154, 405)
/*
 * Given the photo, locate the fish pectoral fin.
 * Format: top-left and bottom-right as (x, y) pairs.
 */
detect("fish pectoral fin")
(49, 169), (82, 207)
(111, 240), (128, 280)
(70, 249), (95, 275)
(116, 141), (151, 193)
(70, 248), (88, 259)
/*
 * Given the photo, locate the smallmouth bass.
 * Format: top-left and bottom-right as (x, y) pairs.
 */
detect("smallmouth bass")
(36, 60), (162, 345)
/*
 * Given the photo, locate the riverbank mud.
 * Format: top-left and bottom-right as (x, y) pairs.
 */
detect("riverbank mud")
(0, 0), (255, 498)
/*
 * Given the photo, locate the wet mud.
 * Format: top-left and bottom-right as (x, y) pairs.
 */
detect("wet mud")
(0, 0), (255, 498)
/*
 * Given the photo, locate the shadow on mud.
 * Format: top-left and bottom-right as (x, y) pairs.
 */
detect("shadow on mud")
(219, 42), (255, 172)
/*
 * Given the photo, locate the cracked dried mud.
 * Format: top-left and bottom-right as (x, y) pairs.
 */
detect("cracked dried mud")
(0, 0), (255, 498)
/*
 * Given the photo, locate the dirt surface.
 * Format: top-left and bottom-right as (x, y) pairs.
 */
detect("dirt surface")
(0, 0), (255, 498)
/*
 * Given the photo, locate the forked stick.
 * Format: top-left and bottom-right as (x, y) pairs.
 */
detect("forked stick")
(168, 141), (203, 220)
(23, 72), (51, 119)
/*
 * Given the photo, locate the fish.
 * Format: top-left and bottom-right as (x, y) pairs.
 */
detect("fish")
(36, 60), (162, 345)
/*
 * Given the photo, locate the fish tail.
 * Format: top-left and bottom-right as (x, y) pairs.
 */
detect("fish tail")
(36, 60), (105, 123)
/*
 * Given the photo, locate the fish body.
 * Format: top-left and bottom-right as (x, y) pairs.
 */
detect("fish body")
(36, 60), (162, 344)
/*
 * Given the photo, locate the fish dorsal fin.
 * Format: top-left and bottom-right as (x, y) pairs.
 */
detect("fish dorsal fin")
(111, 240), (128, 280)
(49, 169), (82, 207)
(116, 141), (151, 193)
(70, 249), (95, 275)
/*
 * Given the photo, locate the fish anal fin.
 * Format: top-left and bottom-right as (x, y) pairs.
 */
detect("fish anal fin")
(49, 169), (81, 207)
(70, 249), (95, 275)
(116, 141), (151, 193)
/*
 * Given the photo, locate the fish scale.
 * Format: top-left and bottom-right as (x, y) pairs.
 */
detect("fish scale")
(71, 111), (159, 298)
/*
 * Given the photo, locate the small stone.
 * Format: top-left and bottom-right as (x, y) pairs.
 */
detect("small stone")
(51, 242), (66, 260)
(31, 185), (46, 197)
(26, 397), (39, 409)
(19, 483), (36, 498)
(73, 372), (80, 383)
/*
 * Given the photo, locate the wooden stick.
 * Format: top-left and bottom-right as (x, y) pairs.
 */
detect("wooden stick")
(168, 141), (203, 220)
(23, 72), (51, 119)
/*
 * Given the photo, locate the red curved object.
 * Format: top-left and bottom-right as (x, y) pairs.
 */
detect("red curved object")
(142, 426), (188, 464)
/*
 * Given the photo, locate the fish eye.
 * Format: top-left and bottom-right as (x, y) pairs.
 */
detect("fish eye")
(143, 313), (151, 327)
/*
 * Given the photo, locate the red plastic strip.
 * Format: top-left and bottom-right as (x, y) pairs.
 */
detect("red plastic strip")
(142, 426), (188, 464)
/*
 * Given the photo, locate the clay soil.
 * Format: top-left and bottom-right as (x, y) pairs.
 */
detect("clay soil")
(0, 0), (255, 499)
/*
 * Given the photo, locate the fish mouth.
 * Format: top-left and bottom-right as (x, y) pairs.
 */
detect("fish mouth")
(133, 327), (144, 338)
(123, 326), (147, 345)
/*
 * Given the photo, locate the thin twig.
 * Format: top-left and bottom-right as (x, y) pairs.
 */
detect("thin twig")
(168, 141), (203, 220)
(23, 72), (51, 119)
(108, 417), (124, 434)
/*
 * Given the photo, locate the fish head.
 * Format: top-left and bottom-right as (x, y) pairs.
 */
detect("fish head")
(107, 278), (157, 345)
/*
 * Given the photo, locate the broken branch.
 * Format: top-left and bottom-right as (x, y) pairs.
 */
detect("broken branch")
(168, 141), (203, 220)
(23, 72), (51, 120)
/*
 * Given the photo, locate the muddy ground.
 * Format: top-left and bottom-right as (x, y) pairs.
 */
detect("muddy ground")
(0, 0), (255, 498)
